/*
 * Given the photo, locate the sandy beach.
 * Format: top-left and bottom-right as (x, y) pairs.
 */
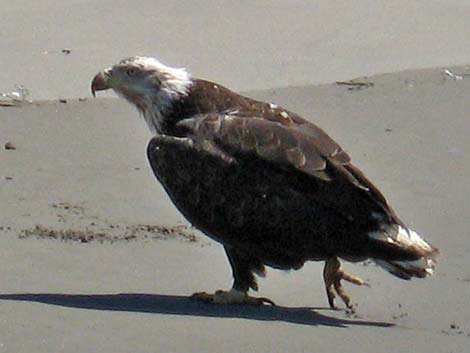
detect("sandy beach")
(1, 1), (470, 352)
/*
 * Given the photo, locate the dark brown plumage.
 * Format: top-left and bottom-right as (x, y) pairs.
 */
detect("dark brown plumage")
(91, 56), (438, 308)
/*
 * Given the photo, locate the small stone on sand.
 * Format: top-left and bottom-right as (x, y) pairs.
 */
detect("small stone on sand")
(4, 142), (16, 150)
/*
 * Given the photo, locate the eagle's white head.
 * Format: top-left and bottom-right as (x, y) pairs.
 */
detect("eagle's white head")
(91, 56), (192, 133)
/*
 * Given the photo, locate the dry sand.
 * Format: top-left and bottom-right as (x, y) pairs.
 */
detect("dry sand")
(2, 1), (470, 100)
(1, 1), (470, 353)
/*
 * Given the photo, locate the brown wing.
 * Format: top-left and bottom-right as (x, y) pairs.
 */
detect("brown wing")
(176, 112), (402, 222)
(177, 112), (353, 183)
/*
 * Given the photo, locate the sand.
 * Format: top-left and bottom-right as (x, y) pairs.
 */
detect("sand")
(2, 1), (470, 100)
(1, 1), (470, 352)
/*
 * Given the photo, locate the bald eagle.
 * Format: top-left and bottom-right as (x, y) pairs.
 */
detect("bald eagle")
(91, 56), (438, 309)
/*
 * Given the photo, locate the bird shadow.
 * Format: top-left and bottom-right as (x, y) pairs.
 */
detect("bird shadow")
(0, 292), (393, 328)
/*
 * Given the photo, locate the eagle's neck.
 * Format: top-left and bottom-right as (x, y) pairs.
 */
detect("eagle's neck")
(139, 66), (193, 134)
(142, 88), (190, 134)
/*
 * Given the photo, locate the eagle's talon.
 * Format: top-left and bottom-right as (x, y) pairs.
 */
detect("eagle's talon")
(191, 289), (275, 306)
(190, 291), (214, 303)
(324, 257), (365, 310)
(249, 296), (276, 306)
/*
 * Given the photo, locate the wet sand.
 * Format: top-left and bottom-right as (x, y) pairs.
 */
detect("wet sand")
(2, 66), (470, 352)
(1, 1), (470, 352)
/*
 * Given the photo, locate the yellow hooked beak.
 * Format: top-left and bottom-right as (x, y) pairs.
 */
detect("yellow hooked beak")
(91, 69), (111, 97)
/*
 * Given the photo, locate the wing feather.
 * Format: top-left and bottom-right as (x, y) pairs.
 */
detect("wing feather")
(177, 113), (351, 182)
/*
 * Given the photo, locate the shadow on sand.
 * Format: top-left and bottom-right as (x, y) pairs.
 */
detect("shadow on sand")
(0, 292), (393, 328)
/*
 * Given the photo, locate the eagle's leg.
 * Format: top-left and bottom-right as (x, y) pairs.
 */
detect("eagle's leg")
(191, 246), (275, 305)
(323, 257), (365, 310)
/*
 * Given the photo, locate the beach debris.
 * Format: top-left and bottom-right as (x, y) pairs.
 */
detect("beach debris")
(336, 79), (374, 91)
(19, 223), (198, 243)
(59, 98), (67, 103)
(442, 322), (466, 336)
(4, 176), (13, 180)
(443, 69), (470, 80)
(404, 79), (415, 88)
(344, 307), (360, 318)
(78, 97), (87, 102)
(443, 69), (463, 80)
(0, 85), (32, 106)
(391, 303), (408, 320)
(4, 142), (16, 150)
(42, 49), (73, 55)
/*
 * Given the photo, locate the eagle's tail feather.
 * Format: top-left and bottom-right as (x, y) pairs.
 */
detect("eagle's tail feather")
(368, 225), (438, 279)
(374, 256), (437, 280)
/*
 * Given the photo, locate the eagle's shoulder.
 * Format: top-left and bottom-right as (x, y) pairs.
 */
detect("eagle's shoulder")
(184, 79), (350, 164)
(174, 88), (351, 183)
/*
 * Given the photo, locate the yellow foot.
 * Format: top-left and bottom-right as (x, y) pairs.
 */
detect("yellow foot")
(191, 289), (275, 306)
(323, 257), (367, 310)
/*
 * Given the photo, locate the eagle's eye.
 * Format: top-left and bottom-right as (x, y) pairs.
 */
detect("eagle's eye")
(126, 68), (137, 77)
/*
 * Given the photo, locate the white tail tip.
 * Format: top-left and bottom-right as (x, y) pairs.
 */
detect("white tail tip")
(371, 226), (438, 279)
